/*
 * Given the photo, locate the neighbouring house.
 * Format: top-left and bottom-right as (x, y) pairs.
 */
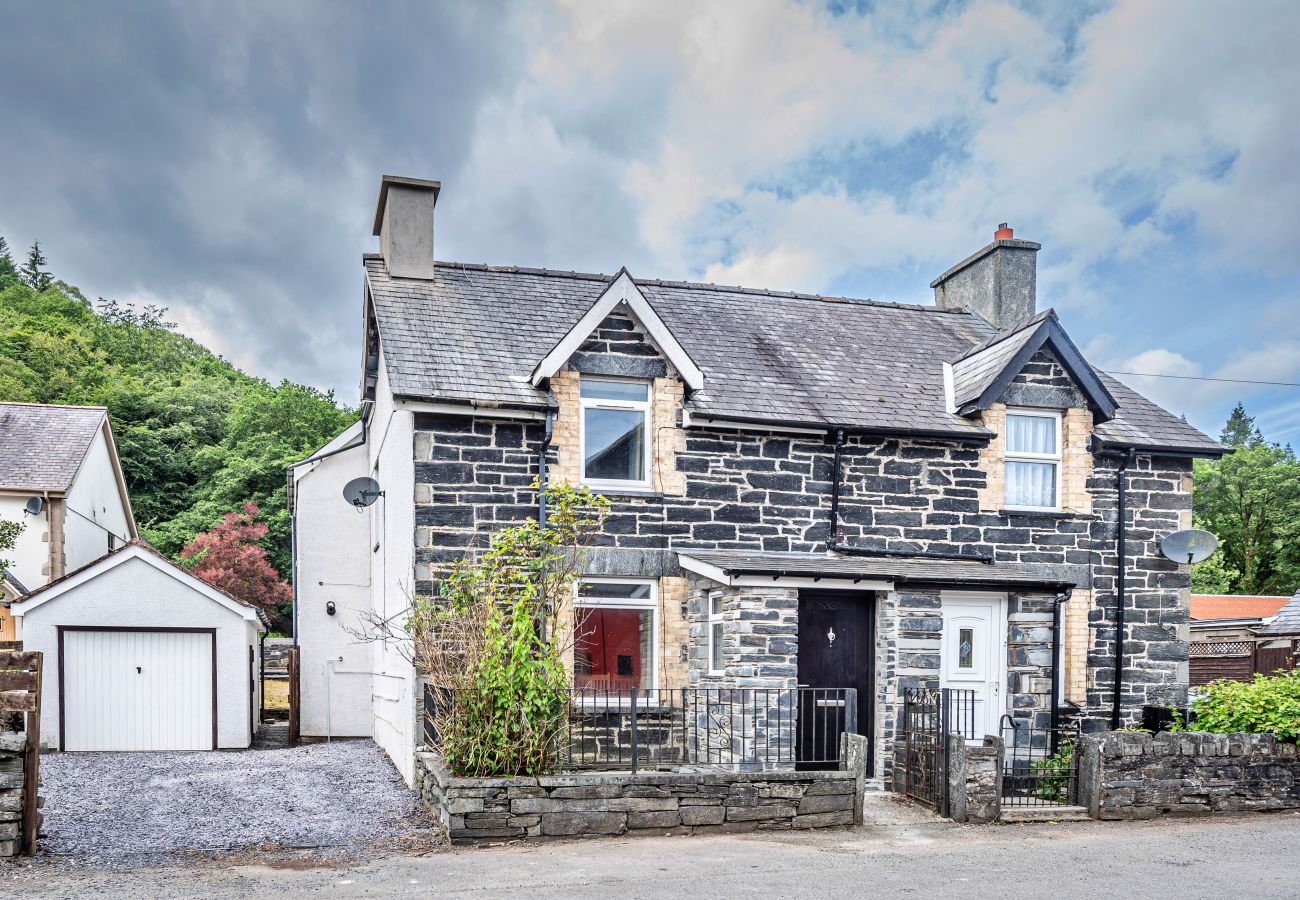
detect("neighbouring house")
(1187, 593), (1296, 686)
(294, 175), (1224, 786)
(0, 402), (137, 640)
(1189, 593), (1291, 641)
(12, 541), (267, 751)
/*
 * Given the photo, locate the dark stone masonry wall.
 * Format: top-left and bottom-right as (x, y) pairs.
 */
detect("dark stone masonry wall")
(415, 738), (866, 843)
(1079, 731), (1300, 819)
(0, 732), (29, 857)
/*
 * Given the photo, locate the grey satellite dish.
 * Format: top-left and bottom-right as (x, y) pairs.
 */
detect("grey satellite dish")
(1160, 529), (1218, 565)
(23, 496), (43, 517)
(342, 476), (384, 508)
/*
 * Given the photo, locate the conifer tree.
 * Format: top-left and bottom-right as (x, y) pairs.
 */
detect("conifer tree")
(0, 236), (16, 286)
(20, 240), (52, 291)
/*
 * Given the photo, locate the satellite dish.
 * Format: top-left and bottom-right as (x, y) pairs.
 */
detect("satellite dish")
(1160, 529), (1218, 565)
(23, 496), (43, 517)
(343, 477), (384, 509)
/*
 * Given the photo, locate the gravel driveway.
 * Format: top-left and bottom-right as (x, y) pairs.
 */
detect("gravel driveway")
(36, 740), (433, 866)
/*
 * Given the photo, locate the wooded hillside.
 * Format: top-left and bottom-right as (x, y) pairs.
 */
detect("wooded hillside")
(0, 236), (355, 631)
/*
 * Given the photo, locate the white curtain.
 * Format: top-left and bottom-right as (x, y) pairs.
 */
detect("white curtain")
(1006, 461), (1056, 508)
(1006, 414), (1056, 454)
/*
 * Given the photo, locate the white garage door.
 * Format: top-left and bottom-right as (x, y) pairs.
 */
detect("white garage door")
(63, 629), (214, 751)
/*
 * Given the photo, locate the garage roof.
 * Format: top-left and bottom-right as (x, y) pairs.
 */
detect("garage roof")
(12, 541), (269, 629)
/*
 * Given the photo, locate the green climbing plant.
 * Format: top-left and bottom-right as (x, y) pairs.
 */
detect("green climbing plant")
(407, 482), (609, 777)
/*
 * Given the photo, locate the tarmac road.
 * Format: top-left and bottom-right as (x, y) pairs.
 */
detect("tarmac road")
(7, 802), (1299, 899)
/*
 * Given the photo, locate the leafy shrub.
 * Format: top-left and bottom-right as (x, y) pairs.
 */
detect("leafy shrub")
(1189, 670), (1300, 742)
(410, 482), (609, 777)
(1030, 741), (1074, 803)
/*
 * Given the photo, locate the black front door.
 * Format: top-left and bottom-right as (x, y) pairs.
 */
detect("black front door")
(796, 590), (873, 771)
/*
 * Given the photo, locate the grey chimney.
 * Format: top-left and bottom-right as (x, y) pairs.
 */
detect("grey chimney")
(372, 175), (441, 279)
(931, 223), (1040, 330)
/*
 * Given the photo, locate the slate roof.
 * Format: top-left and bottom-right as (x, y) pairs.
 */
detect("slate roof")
(1190, 594), (1291, 622)
(950, 312), (1047, 409)
(364, 257), (1222, 452)
(1259, 592), (1300, 636)
(0, 403), (107, 491)
(678, 550), (1076, 588)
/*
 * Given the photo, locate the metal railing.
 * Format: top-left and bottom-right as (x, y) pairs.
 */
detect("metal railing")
(900, 687), (976, 815)
(1000, 718), (1078, 808)
(422, 683), (858, 774)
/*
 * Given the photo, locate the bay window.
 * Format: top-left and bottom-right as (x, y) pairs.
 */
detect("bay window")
(1004, 409), (1061, 510)
(580, 378), (651, 488)
(573, 579), (657, 691)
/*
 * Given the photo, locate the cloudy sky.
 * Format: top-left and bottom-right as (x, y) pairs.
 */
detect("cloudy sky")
(3, 0), (1299, 442)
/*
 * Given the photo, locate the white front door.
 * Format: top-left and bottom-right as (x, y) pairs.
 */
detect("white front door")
(62, 629), (214, 751)
(939, 593), (1007, 742)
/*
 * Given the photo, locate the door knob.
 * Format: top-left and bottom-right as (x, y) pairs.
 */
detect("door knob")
(136, 666), (142, 674)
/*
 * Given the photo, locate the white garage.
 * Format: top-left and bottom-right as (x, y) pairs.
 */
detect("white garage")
(12, 541), (266, 751)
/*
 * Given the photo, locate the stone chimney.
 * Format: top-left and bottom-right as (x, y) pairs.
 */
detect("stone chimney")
(931, 224), (1041, 330)
(372, 175), (441, 279)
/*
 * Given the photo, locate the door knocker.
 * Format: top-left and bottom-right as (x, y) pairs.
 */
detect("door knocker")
(827, 626), (836, 647)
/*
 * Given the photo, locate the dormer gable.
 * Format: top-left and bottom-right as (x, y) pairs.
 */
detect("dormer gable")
(947, 310), (1117, 420)
(530, 269), (704, 393)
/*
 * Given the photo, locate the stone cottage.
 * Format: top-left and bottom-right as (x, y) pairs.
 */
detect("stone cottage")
(292, 176), (1223, 785)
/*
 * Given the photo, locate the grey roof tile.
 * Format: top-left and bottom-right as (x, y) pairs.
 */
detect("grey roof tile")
(364, 257), (1221, 452)
(0, 403), (107, 491)
(1258, 591), (1300, 636)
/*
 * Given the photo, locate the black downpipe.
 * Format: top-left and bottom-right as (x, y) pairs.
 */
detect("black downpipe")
(826, 429), (846, 548)
(1110, 448), (1137, 730)
(538, 408), (555, 527)
(1050, 588), (1073, 753)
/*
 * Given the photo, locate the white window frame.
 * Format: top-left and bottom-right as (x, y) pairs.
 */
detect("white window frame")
(707, 590), (725, 675)
(578, 377), (653, 491)
(573, 577), (659, 692)
(1003, 408), (1062, 511)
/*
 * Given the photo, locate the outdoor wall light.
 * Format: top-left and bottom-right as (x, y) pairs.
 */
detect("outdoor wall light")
(326, 601), (336, 616)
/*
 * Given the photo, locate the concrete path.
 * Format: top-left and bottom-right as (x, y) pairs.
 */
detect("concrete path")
(7, 808), (1299, 898)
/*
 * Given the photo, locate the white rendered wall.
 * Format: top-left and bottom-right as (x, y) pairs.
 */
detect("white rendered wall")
(295, 426), (374, 738)
(17, 555), (260, 750)
(0, 494), (48, 589)
(62, 427), (133, 571)
(368, 350), (419, 785)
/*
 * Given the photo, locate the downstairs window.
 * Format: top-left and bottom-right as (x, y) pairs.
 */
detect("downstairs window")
(573, 579), (657, 692)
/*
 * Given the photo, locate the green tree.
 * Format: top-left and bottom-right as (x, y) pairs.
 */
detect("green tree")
(19, 241), (52, 291)
(0, 236), (16, 288)
(0, 518), (23, 572)
(1193, 404), (1300, 594)
(1220, 402), (1265, 449)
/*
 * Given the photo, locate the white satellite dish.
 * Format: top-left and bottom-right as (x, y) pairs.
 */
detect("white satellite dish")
(1160, 529), (1218, 565)
(342, 476), (384, 509)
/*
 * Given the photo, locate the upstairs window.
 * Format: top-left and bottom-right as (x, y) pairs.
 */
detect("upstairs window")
(574, 579), (656, 692)
(1004, 409), (1061, 510)
(580, 378), (651, 488)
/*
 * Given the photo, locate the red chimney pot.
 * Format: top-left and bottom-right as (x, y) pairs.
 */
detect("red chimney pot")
(994, 223), (1014, 240)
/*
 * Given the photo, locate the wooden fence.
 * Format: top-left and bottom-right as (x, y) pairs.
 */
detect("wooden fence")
(1189, 639), (1299, 687)
(287, 646), (301, 748)
(0, 640), (41, 857)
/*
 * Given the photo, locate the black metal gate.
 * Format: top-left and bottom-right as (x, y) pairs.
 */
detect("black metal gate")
(1000, 718), (1078, 808)
(901, 688), (975, 816)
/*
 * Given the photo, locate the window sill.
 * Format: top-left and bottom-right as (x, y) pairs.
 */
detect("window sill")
(998, 508), (1088, 520)
(583, 486), (664, 499)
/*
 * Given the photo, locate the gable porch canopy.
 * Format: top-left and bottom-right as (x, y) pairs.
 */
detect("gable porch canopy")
(678, 550), (1077, 592)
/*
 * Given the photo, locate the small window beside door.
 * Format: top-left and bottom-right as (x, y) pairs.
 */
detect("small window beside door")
(707, 592), (725, 674)
(1004, 409), (1061, 510)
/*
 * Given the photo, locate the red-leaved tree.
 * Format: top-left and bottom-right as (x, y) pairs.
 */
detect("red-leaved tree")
(181, 503), (291, 627)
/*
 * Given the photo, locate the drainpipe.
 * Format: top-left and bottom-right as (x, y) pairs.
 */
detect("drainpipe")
(1110, 448), (1137, 730)
(826, 429), (846, 549)
(1050, 588), (1073, 753)
(538, 407), (555, 527)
